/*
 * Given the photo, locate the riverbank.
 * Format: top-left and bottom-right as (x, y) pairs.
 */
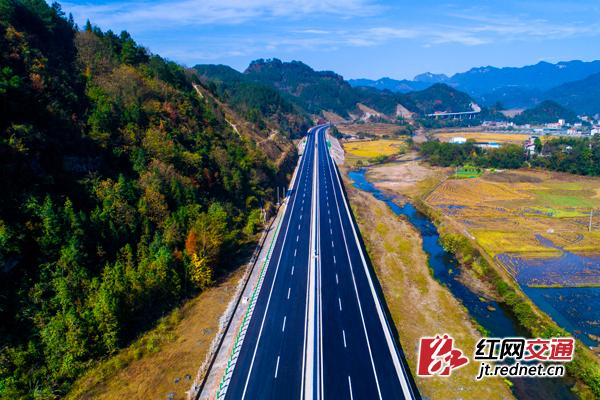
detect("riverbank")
(354, 157), (599, 399)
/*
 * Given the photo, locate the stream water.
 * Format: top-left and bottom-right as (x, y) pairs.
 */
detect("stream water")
(349, 169), (577, 400)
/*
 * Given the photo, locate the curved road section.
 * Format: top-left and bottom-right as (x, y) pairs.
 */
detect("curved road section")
(219, 125), (420, 399)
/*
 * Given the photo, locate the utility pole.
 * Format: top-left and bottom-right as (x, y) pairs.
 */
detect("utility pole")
(276, 186), (279, 206)
(590, 209), (594, 232)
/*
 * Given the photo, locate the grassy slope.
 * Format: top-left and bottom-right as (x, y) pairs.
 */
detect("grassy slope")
(343, 172), (514, 400)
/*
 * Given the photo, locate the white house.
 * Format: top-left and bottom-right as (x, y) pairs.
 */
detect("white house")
(450, 137), (467, 144)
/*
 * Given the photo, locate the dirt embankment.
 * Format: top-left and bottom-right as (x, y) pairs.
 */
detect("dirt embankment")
(365, 155), (444, 201)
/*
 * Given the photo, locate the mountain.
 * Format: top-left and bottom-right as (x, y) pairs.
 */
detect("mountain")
(194, 64), (312, 137)
(450, 60), (600, 95)
(244, 58), (361, 117)
(242, 58), (478, 119)
(543, 72), (600, 115)
(414, 72), (449, 83)
(513, 100), (578, 125)
(348, 77), (429, 93)
(405, 83), (476, 114)
(0, 2), (299, 398)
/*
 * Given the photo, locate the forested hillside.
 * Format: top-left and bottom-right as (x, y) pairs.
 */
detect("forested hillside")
(240, 58), (487, 119)
(513, 100), (578, 125)
(0, 1), (297, 398)
(543, 72), (600, 115)
(405, 83), (475, 114)
(244, 58), (366, 117)
(193, 64), (311, 136)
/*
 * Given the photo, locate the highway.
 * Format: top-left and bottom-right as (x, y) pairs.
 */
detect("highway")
(222, 125), (419, 399)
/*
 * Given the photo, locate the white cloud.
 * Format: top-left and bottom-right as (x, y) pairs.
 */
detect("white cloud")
(59, 0), (600, 68)
(62, 0), (381, 28)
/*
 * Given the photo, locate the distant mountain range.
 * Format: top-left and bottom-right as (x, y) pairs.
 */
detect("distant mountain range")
(348, 77), (430, 93)
(350, 60), (600, 115)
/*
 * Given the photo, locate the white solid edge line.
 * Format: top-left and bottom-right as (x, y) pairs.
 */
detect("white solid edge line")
(327, 129), (416, 399)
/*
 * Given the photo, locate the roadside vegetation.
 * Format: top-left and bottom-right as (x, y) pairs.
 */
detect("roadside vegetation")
(66, 266), (244, 400)
(420, 136), (600, 176)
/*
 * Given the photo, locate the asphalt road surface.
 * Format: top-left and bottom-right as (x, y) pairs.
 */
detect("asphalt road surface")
(223, 125), (419, 400)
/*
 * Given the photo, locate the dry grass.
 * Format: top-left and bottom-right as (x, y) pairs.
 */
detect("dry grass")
(344, 173), (514, 400)
(67, 268), (245, 400)
(366, 156), (447, 200)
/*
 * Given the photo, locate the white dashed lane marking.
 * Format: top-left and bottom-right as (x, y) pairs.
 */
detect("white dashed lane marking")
(348, 376), (353, 400)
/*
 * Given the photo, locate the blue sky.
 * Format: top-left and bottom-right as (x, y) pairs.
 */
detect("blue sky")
(57, 0), (600, 80)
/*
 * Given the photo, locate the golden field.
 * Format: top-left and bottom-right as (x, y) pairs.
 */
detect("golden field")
(342, 139), (407, 166)
(433, 131), (547, 145)
(426, 169), (600, 257)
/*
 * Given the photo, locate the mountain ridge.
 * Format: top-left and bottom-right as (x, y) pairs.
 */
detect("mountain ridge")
(349, 59), (600, 114)
(229, 58), (479, 119)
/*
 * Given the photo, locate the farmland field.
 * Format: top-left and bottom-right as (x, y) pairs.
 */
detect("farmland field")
(426, 168), (600, 349)
(342, 139), (407, 166)
(452, 166), (483, 179)
(427, 169), (600, 260)
(433, 131), (549, 145)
